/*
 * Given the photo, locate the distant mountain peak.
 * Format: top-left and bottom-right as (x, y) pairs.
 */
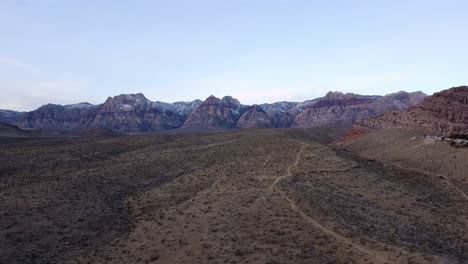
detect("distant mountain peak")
(221, 95), (240, 103)
(221, 96), (242, 110)
(323, 91), (363, 100)
(182, 95), (245, 130)
(64, 102), (96, 109)
(237, 104), (272, 128)
(106, 93), (148, 103)
(325, 91), (344, 96)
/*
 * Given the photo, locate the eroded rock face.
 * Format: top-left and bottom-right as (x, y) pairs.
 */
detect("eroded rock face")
(293, 91), (426, 127)
(259, 102), (303, 127)
(13, 94), (200, 132)
(356, 86), (468, 135)
(171, 100), (203, 116)
(293, 92), (378, 127)
(181, 95), (247, 130)
(0, 110), (25, 125)
(90, 93), (186, 131)
(237, 105), (273, 128)
(378, 91), (427, 110)
(18, 103), (98, 129)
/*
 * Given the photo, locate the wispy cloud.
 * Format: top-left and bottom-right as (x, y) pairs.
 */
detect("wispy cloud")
(0, 56), (39, 74)
(0, 103), (25, 111)
(0, 80), (89, 111)
(0, 79), (91, 111)
(0, 56), (92, 111)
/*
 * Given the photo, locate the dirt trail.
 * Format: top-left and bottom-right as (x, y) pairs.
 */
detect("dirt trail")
(386, 163), (468, 201)
(163, 139), (236, 153)
(270, 143), (392, 264)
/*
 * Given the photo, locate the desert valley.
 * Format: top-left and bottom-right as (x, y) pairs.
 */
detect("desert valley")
(0, 86), (467, 263)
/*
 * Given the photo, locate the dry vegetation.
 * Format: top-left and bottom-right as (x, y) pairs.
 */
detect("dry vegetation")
(0, 127), (467, 263)
(340, 128), (468, 197)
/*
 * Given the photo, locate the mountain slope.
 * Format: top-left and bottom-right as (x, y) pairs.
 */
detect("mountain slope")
(293, 91), (426, 127)
(90, 93), (187, 131)
(0, 122), (31, 137)
(259, 101), (304, 127)
(355, 86), (468, 135)
(18, 103), (98, 129)
(0, 110), (25, 124)
(237, 105), (273, 128)
(181, 95), (247, 130)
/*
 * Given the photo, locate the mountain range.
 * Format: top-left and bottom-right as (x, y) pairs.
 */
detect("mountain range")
(0, 90), (428, 132)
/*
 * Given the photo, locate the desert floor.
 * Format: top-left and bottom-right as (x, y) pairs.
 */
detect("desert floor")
(1, 127), (467, 263)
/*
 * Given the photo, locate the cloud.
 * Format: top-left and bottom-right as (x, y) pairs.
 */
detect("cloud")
(0, 78), (93, 111)
(0, 56), (39, 74)
(0, 103), (25, 111)
(0, 57), (92, 111)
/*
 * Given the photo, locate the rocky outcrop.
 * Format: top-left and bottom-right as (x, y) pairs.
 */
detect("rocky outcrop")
(377, 91), (427, 110)
(171, 100), (203, 116)
(0, 110), (25, 124)
(90, 93), (186, 131)
(11, 94), (201, 132)
(181, 95), (247, 130)
(259, 102), (305, 127)
(18, 103), (98, 129)
(356, 86), (468, 135)
(293, 92), (377, 127)
(237, 105), (273, 128)
(293, 91), (426, 127)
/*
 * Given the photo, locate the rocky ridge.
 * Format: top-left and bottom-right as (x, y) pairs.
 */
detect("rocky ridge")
(354, 86), (468, 136)
(89, 93), (188, 131)
(293, 91), (426, 127)
(0, 110), (25, 124)
(0, 90), (428, 132)
(181, 95), (247, 130)
(236, 105), (273, 128)
(18, 103), (98, 129)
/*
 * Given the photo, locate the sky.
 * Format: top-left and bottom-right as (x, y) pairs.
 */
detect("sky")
(0, 0), (467, 111)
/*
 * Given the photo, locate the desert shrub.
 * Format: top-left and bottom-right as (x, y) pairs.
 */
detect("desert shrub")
(448, 134), (468, 140)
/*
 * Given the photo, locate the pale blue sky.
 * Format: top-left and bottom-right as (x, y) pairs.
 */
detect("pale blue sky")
(0, 0), (467, 111)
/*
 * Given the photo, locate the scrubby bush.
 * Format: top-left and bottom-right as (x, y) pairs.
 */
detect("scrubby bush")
(448, 133), (468, 140)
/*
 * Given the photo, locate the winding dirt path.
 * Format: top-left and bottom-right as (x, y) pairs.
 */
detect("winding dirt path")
(270, 143), (392, 264)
